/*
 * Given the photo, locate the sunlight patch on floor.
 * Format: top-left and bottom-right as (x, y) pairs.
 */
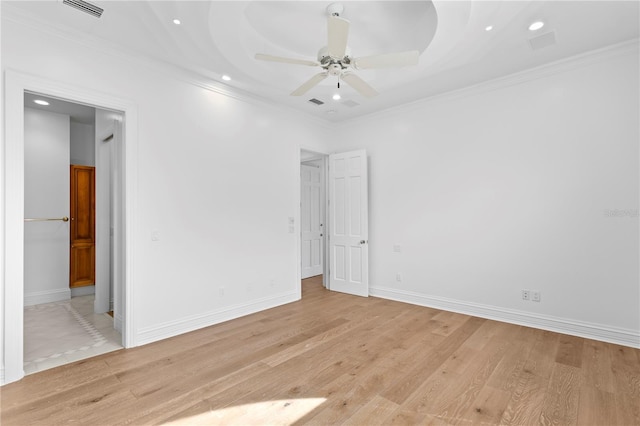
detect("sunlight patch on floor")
(162, 398), (327, 425)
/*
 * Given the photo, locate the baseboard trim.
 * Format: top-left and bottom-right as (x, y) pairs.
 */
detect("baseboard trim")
(370, 286), (640, 349)
(0, 367), (5, 386)
(136, 291), (300, 346)
(70, 285), (95, 297)
(24, 288), (70, 306)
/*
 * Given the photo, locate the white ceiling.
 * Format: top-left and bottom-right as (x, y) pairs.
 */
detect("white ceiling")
(24, 92), (96, 124)
(5, 1), (639, 122)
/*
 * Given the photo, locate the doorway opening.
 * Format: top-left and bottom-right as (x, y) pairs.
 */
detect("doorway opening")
(3, 70), (137, 385)
(22, 92), (124, 375)
(297, 148), (370, 300)
(300, 149), (329, 297)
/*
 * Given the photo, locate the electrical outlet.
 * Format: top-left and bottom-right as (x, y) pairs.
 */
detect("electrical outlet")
(522, 290), (530, 301)
(393, 245), (402, 253)
(396, 273), (402, 282)
(532, 291), (541, 302)
(219, 287), (225, 297)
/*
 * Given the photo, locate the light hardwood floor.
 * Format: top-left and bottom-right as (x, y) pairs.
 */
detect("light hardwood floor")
(2, 276), (639, 425)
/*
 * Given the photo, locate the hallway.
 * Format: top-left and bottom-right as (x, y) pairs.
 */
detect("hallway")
(24, 295), (122, 375)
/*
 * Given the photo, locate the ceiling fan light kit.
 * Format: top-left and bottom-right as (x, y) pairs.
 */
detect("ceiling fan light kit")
(255, 2), (420, 99)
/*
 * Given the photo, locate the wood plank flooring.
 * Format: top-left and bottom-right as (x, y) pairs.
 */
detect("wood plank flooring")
(2, 276), (639, 425)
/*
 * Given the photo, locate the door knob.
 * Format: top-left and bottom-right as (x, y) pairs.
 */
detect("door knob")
(360, 240), (367, 244)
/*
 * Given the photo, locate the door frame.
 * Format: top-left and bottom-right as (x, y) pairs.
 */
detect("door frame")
(2, 70), (138, 384)
(300, 163), (324, 279)
(297, 147), (330, 293)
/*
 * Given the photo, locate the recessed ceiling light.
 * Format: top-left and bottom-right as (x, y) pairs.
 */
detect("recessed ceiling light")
(485, 25), (493, 32)
(172, 19), (181, 25)
(529, 21), (545, 31)
(332, 94), (341, 101)
(222, 75), (231, 81)
(34, 100), (50, 106)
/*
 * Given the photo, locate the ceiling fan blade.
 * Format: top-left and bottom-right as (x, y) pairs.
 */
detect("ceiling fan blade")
(291, 73), (328, 96)
(255, 53), (319, 67)
(327, 16), (350, 58)
(341, 72), (378, 98)
(353, 50), (420, 69)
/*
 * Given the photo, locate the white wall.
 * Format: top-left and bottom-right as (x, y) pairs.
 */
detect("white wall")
(2, 10), (330, 375)
(0, 2), (4, 385)
(23, 107), (71, 305)
(70, 120), (95, 166)
(327, 44), (640, 346)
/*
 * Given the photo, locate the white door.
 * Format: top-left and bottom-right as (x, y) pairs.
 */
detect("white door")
(329, 150), (369, 297)
(301, 164), (323, 278)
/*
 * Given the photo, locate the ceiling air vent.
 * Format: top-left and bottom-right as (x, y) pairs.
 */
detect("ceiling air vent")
(62, 0), (104, 18)
(528, 31), (556, 50)
(308, 98), (324, 106)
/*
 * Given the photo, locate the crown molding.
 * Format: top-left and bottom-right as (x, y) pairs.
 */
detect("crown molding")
(1, 4), (335, 131)
(2, 4), (637, 132)
(336, 38), (640, 128)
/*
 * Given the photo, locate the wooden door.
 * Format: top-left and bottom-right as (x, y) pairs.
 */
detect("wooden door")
(301, 164), (323, 279)
(70, 165), (95, 288)
(329, 150), (369, 297)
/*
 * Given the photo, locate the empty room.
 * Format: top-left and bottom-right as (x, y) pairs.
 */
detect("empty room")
(1, 1), (639, 425)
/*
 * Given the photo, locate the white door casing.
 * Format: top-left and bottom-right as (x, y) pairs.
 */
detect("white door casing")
(329, 150), (369, 297)
(3, 70), (138, 385)
(301, 164), (323, 279)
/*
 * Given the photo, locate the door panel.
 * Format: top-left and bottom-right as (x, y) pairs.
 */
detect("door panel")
(70, 243), (95, 286)
(329, 150), (369, 297)
(301, 164), (323, 278)
(70, 165), (96, 288)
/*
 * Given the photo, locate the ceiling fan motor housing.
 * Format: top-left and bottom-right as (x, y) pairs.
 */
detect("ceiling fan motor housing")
(326, 3), (344, 17)
(318, 46), (352, 63)
(328, 63), (342, 76)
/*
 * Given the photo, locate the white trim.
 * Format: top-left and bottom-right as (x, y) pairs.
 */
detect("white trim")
(2, 69), (138, 385)
(136, 291), (299, 346)
(70, 285), (95, 298)
(1, 4), (334, 133)
(370, 286), (640, 349)
(335, 38), (640, 128)
(297, 146), (331, 290)
(24, 288), (70, 306)
(294, 146), (302, 300)
(0, 0), (5, 388)
(2, 3), (636, 132)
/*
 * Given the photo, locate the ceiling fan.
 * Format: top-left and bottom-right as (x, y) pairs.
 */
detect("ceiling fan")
(255, 3), (420, 98)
